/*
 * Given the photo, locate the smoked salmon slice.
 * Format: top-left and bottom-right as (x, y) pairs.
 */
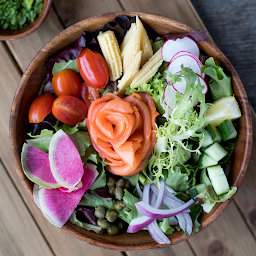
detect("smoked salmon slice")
(87, 92), (158, 176)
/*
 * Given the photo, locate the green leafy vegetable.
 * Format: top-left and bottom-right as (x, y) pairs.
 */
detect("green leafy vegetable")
(52, 59), (79, 76)
(89, 163), (106, 190)
(117, 189), (141, 223)
(70, 211), (102, 233)
(159, 218), (174, 234)
(79, 193), (114, 209)
(201, 57), (233, 100)
(0, 0), (43, 30)
(152, 39), (164, 53)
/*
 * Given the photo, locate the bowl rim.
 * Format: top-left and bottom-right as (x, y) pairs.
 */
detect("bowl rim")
(9, 11), (253, 251)
(0, 0), (52, 41)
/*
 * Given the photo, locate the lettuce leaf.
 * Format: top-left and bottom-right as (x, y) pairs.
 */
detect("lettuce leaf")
(126, 73), (166, 114)
(195, 185), (237, 212)
(159, 218), (174, 234)
(52, 59), (79, 76)
(201, 57), (233, 101)
(117, 189), (141, 224)
(70, 211), (102, 233)
(79, 193), (114, 209)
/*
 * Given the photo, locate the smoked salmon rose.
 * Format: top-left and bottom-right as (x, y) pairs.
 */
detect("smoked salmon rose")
(87, 92), (158, 176)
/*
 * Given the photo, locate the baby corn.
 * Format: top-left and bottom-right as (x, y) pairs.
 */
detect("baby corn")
(97, 30), (122, 81)
(130, 48), (163, 89)
(122, 24), (143, 74)
(136, 16), (153, 66)
(117, 51), (142, 95)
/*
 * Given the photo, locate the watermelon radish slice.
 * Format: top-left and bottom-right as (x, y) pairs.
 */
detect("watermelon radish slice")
(33, 163), (98, 228)
(49, 129), (84, 189)
(167, 55), (202, 79)
(21, 143), (61, 189)
(161, 37), (200, 62)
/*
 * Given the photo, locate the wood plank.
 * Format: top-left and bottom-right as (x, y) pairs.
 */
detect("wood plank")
(0, 44), (123, 255)
(6, 8), (64, 72)
(53, 0), (123, 27)
(119, 0), (205, 31)
(0, 162), (53, 256)
(188, 201), (256, 256)
(127, 241), (195, 256)
(233, 111), (256, 235)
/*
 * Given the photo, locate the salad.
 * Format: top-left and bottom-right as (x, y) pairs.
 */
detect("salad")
(21, 15), (242, 244)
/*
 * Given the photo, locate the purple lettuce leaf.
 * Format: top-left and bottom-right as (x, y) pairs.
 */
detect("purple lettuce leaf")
(155, 29), (208, 43)
(29, 113), (57, 136)
(89, 187), (113, 201)
(76, 207), (97, 225)
(101, 15), (136, 43)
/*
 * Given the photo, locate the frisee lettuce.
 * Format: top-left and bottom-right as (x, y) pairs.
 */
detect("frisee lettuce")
(140, 66), (211, 187)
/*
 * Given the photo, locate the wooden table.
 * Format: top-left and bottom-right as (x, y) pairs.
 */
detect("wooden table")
(0, 0), (255, 255)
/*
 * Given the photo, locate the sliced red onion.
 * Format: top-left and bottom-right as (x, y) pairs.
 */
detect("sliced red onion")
(147, 219), (171, 244)
(136, 183), (143, 199)
(169, 216), (179, 226)
(136, 199), (195, 219)
(176, 214), (186, 231)
(142, 183), (151, 203)
(183, 212), (193, 235)
(127, 215), (153, 233)
(151, 184), (190, 212)
(128, 181), (165, 233)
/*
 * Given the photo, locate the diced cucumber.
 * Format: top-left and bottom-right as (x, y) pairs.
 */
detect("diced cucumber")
(207, 165), (225, 180)
(188, 184), (207, 198)
(198, 154), (218, 169)
(206, 124), (222, 143)
(218, 119), (237, 141)
(191, 152), (200, 164)
(200, 168), (212, 186)
(204, 142), (228, 162)
(207, 165), (229, 195)
(202, 129), (213, 148)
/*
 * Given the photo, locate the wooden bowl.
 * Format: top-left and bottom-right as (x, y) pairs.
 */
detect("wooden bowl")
(0, 0), (52, 40)
(9, 11), (253, 250)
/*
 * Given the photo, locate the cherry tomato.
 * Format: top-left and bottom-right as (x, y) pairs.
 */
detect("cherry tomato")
(77, 48), (109, 89)
(52, 95), (88, 126)
(52, 69), (82, 98)
(28, 94), (55, 123)
(81, 82), (100, 109)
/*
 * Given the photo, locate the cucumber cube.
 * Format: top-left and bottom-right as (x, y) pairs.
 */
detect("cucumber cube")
(204, 142), (228, 162)
(207, 165), (224, 180)
(211, 175), (229, 195)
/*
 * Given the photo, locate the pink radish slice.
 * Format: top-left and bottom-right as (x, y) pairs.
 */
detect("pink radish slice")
(163, 83), (177, 109)
(170, 51), (205, 79)
(49, 129), (84, 189)
(173, 74), (208, 95)
(167, 55), (202, 77)
(33, 163), (98, 228)
(21, 143), (61, 189)
(161, 37), (200, 62)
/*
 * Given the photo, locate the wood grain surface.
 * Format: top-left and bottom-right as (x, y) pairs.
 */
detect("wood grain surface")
(0, 0), (255, 255)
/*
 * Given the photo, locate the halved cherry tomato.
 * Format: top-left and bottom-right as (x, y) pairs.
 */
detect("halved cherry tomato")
(52, 95), (88, 126)
(52, 69), (82, 98)
(81, 82), (100, 109)
(28, 94), (55, 123)
(77, 48), (109, 89)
